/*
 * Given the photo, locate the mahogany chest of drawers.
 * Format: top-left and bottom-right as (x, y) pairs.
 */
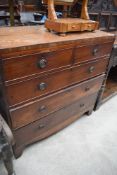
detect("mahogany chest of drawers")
(0, 26), (115, 158)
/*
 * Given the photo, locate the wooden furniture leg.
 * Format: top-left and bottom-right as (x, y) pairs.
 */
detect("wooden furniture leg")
(87, 108), (93, 116)
(0, 131), (15, 175)
(0, 114), (15, 174)
(81, 0), (89, 20)
(48, 0), (57, 20)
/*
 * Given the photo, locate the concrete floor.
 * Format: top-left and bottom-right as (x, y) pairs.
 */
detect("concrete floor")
(1, 95), (117, 175)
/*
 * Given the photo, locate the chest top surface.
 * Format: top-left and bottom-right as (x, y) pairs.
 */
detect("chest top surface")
(0, 26), (115, 57)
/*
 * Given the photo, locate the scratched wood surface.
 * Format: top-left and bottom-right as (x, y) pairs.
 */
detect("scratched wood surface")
(0, 26), (115, 53)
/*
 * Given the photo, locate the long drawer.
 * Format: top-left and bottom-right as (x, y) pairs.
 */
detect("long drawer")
(3, 42), (112, 82)
(6, 58), (108, 107)
(13, 93), (98, 148)
(10, 75), (104, 129)
(3, 48), (73, 81)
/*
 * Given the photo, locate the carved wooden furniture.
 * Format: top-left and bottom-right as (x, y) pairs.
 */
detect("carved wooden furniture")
(0, 26), (115, 158)
(0, 114), (15, 175)
(86, 0), (117, 106)
(45, 0), (98, 35)
(88, 0), (117, 31)
(100, 32), (117, 104)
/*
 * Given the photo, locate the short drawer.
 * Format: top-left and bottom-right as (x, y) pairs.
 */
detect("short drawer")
(10, 75), (104, 129)
(74, 42), (113, 64)
(13, 93), (98, 148)
(80, 22), (98, 31)
(3, 48), (73, 81)
(6, 57), (108, 106)
(68, 20), (98, 32)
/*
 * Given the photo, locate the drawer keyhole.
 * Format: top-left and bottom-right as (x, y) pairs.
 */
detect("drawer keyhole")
(80, 104), (85, 108)
(85, 87), (90, 91)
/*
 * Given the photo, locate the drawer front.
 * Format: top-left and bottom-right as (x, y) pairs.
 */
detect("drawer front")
(68, 21), (97, 32)
(13, 93), (98, 148)
(3, 48), (73, 81)
(10, 75), (104, 129)
(6, 58), (108, 107)
(3, 42), (112, 82)
(80, 22), (98, 31)
(74, 42), (113, 64)
(68, 23), (81, 31)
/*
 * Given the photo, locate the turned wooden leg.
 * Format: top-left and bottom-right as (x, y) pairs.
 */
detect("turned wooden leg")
(2, 143), (15, 175)
(81, 0), (89, 20)
(4, 156), (15, 175)
(0, 130), (15, 175)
